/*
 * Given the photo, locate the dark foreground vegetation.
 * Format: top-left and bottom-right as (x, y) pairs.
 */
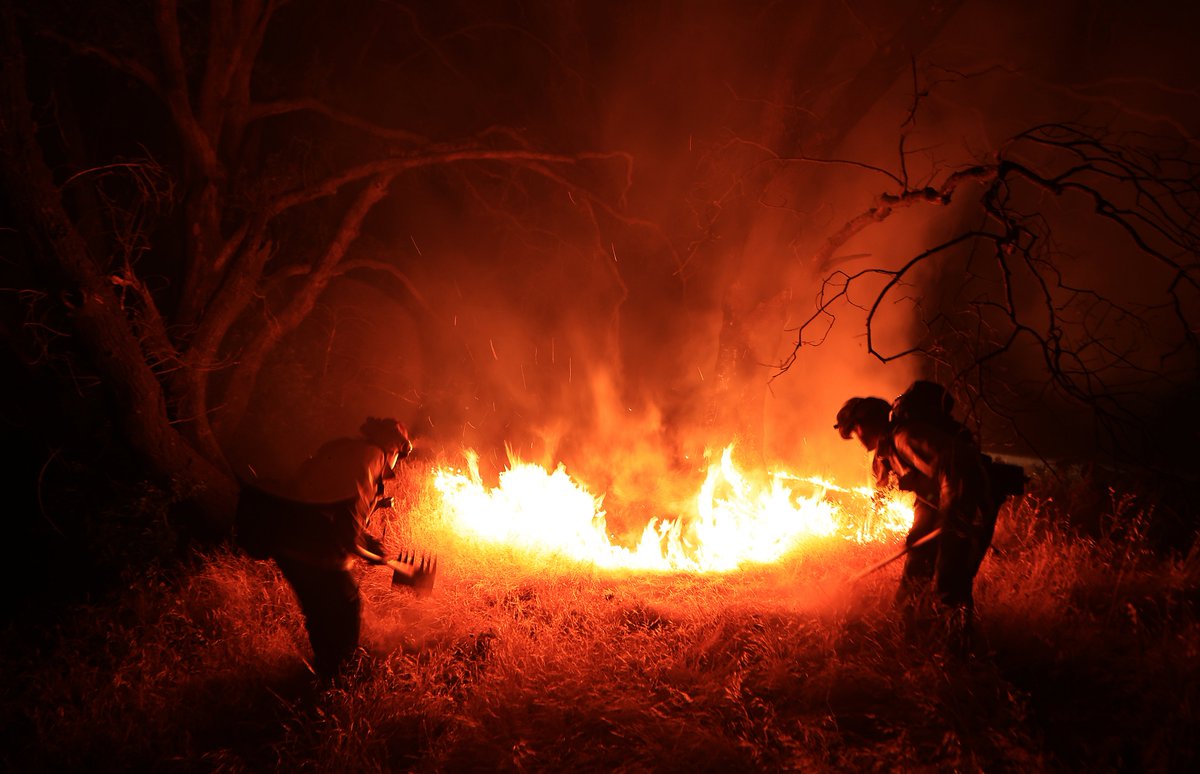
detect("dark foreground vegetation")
(3, 459), (1198, 772)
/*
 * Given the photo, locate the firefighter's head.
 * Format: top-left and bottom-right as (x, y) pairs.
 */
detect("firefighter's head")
(361, 417), (412, 470)
(834, 397), (891, 451)
(891, 379), (954, 425)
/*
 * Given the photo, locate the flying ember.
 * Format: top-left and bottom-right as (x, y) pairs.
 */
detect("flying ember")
(433, 445), (912, 572)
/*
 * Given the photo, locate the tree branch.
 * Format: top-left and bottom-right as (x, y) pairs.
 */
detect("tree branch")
(36, 28), (162, 95)
(267, 145), (627, 217)
(246, 96), (430, 144)
(211, 173), (397, 438)
(153, 0), (221, 178)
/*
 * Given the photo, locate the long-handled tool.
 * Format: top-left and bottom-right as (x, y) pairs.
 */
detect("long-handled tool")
(848, 527), (942, 583)
(356, 545), (438, 597)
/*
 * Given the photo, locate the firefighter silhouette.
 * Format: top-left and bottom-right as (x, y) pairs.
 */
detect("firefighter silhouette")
(236, 417), (412, 680)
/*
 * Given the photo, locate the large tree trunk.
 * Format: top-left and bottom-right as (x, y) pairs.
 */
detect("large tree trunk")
(1, 9), (236, 536)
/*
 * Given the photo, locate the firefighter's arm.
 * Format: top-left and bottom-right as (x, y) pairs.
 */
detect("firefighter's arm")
(370, 447), (398, 511)
(934, 440), (983, 534)
(894, 427), (963, 529)
(871, 452), (893, 489)
(891, 430), (939, 480)
(356, 531), (387, 564)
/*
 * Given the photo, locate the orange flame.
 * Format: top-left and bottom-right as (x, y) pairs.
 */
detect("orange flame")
(433, 444), (912, 572)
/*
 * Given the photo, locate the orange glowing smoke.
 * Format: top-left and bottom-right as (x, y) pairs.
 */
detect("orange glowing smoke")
(433, 445), (912, 572)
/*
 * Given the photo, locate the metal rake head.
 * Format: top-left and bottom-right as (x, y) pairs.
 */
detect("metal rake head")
(392, 550), (438, 597)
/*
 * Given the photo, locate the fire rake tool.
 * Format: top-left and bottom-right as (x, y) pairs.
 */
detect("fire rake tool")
(356, 545), (438, 597)
(848, 527), (942, 583)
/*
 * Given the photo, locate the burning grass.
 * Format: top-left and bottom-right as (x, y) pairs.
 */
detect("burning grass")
(431, 444), (911, 572)
(4, 460), (1199, 771)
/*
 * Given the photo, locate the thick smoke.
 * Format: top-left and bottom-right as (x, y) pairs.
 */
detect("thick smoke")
(242, 0), (1198, 488)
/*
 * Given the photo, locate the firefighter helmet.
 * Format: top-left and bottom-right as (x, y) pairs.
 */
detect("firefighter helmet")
(834, 397), (891, 440)
(360, 417), (412, 458)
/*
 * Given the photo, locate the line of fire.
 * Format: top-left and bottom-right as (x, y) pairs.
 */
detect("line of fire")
(435, 444), (913, 571)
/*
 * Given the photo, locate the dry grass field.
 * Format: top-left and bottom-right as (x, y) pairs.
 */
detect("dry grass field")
(4, 459), (1198, 772)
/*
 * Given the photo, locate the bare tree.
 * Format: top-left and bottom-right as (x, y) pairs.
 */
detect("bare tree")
(781, 121), (1200, 461)
(0, 1), (632, 533)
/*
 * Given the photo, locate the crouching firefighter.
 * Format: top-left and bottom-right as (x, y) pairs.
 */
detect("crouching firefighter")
(235, 417), (429, 681)
(836, 381), (1025, 655)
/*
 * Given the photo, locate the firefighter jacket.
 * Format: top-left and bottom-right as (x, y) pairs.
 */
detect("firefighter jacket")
(886, 418), (990, 543)
(260, 437), (394, 569)
(293, 437), (394, 512)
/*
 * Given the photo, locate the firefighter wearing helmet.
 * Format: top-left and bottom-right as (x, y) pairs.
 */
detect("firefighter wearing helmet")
(836, 382), (1002, 656)
(237, 417), (413, 681)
